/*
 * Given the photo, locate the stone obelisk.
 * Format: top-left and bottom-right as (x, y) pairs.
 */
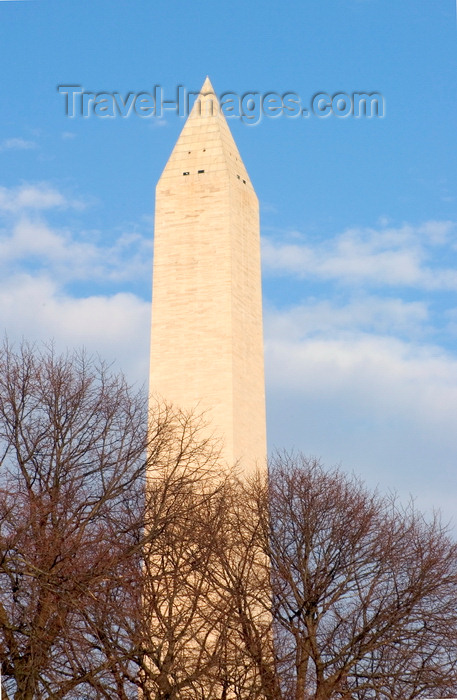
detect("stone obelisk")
(149, 77), (266, 472)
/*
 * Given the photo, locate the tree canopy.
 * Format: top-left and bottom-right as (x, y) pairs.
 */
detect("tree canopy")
(0, 342), (456, 699)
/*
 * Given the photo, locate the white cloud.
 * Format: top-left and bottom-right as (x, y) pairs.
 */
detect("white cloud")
(262, 220), (457, 290)
(149, 117), (168, 128)
(0, 181), (153, 384)
(0, 217), (89, 264)
(265, 296), (429, 340)
(0, 183), (85, 213)
(264, 301), (457, 525)
(0, 137), (37, 152)
(0, 274), (151, 386)
(0, 187), (153, 284)
(266, 326), (457, 418)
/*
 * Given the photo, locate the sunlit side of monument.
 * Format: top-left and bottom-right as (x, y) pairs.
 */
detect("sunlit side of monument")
(149, 77), (266, 473)
(146, 78), (270, 698)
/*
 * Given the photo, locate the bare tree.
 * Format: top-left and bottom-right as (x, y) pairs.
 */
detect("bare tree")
(91, 406), (232, 700)
(206, 472), (278, 700)
(264, 453), (457, 700)
(0, 341), (226, 699)
(1, 341), (456, 699)
(110, 452), (457, 700)
(0, 340), (149, 698)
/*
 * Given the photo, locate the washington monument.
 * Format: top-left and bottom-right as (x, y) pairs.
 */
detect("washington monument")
(149, 77), (266, 472)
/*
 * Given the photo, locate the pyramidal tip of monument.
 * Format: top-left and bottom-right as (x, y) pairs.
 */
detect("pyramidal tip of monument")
(187, 76), (221, 121)
(159, 75), (251, 185)
(200, 75), (215, 94)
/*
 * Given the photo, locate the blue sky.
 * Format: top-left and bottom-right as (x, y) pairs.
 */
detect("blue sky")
(1, 0), (457, 523)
